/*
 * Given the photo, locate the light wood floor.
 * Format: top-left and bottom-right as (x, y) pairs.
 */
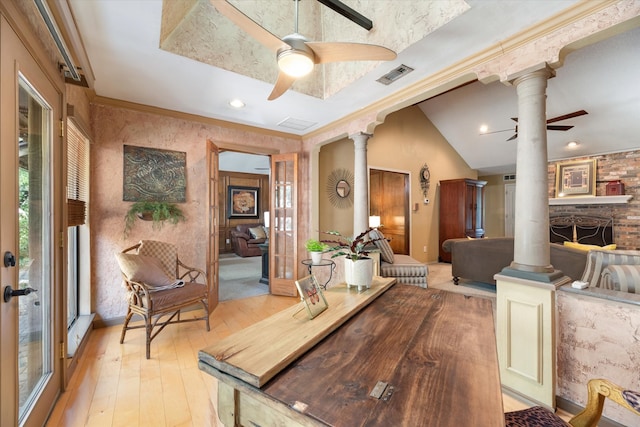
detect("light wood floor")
(46, 295), (298, 427)
(46, 289), (573, 426)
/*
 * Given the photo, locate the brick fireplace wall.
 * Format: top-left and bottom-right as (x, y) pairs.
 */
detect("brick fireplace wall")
(548, 150), (640, 250)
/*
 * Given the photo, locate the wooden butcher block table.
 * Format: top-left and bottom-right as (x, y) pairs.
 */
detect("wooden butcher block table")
(198, 278), (504, 426)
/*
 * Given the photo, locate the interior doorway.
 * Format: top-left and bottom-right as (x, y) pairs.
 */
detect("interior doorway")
(369, 169), (410, 254)
(217, 150), (271, 301)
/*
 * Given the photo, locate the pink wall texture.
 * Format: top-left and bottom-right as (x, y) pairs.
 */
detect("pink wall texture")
(557, 291), (640, 426)
(90, 104), (300, 322)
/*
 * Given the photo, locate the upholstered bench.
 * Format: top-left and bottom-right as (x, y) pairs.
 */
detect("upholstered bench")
(370, 229), (428, 288)
(380, 254), (428, 288)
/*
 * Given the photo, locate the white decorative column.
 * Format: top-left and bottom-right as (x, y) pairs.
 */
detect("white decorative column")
(495, 65), (570, 410)
(351, 132), (371, 236)
(511, 67), (553, 273)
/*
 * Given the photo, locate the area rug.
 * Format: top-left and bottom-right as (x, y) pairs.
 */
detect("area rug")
(219, 254), (268, 301)
(427, 262), (496, 300)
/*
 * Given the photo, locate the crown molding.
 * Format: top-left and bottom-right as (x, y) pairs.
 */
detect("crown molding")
(93, 95), (302, 141)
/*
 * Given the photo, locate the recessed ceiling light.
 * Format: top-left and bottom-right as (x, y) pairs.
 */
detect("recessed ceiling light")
(229, 99), (245, 109)
(479, 124), (488, 134)
(567, 141), (579, 149)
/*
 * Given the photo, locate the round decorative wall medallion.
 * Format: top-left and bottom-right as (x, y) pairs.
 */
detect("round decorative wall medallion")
(326, 168), (354, 209)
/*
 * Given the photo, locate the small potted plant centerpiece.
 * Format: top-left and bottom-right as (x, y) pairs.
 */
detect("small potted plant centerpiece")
(124, 201), (186, 237)
(322, 228), (382, 291)
(305, 238), (329, 265)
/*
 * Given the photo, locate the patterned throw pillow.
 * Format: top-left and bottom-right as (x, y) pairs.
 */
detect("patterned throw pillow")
(372, 229), (395, 264)
(249, 226), (267, 239)
(115, 253), (184, 290)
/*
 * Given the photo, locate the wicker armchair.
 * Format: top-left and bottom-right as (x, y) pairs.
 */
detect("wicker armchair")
(116, 240), (210, 359)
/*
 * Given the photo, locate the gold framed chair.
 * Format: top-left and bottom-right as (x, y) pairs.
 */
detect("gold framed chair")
(505, 378), (640, 426)
(116, 240), (210, 359)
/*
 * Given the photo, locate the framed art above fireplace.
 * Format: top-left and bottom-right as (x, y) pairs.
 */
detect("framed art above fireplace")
(555, 159), (596, 197)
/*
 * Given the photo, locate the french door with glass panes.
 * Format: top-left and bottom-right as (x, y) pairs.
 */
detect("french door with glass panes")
(1, 15), (63, 427)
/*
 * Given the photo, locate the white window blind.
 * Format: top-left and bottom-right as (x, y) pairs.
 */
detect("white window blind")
(67, 118), (89, 227)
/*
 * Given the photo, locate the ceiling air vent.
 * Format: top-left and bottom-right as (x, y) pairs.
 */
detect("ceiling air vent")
(277, 117), (317, 131)
(503, 174), (516, 181)
(377, 64), (414, 85)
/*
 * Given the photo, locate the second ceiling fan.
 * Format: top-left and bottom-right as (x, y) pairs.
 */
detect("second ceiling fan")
(503, 110), (589, 141)
(211, 0), (396, 100)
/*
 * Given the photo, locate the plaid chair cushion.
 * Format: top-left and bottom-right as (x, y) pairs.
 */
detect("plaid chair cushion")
(139, 240), (178, 278)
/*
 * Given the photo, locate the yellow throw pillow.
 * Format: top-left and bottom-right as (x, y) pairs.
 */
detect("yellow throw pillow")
(563, 241), (617, 252)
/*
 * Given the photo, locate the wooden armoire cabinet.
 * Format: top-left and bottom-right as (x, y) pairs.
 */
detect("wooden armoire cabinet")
(438, 178), (487, 262)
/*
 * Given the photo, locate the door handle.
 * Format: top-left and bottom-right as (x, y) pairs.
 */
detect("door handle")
(3, 285), (37, 303)
(4, 251), (16, 267)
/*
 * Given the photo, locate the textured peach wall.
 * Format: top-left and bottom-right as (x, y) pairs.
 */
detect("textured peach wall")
(557, 291), (640, 426)
(90, 104), (299, 322)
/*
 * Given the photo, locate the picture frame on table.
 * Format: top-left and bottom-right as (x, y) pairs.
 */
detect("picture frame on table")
(228, 186), (259, 218)
(294, 275), (328, 319)
(555, 159), (596, 197)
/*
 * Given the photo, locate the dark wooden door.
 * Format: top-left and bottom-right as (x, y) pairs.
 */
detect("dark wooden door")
(370, 169), (410, 254)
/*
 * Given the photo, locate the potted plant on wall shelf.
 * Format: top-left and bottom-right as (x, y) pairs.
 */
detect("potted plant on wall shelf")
(124, 201), (186, 237)
(305, 238), (329, 265)
(322, 228), (382, 291)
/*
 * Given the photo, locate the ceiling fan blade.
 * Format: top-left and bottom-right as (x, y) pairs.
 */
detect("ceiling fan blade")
(306, 42), (396, 64)
(210, 0), (288, 52)
(547, 125), (574, 131)
(546, 109), (588, 124)
(267, 71), (296, 101)
(506, 134), (518, 141)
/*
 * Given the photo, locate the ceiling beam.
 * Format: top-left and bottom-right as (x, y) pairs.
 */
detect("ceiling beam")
(316, 0), (372, 31)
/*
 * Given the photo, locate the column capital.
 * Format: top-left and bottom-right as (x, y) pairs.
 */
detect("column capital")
(349, 132), (372, 142)
(507, 63), (555, 86)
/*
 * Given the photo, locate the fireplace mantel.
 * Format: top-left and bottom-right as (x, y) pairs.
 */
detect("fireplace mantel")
(549, 195), (633, 205)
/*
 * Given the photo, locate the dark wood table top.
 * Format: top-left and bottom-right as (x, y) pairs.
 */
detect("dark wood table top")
(262, 285), (504, 427)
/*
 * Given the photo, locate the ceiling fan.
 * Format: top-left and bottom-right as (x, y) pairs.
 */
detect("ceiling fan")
(483, 110), (588, 141)
(211, 0), (397, 100)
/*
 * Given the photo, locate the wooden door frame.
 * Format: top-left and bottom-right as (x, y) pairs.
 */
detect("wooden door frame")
(0, 6), (66, 425)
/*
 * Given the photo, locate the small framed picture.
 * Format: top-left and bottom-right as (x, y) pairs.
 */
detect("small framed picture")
(295, 275), (328, 319)
(555, 159), (596, 197)
(228, 186), (259, 218)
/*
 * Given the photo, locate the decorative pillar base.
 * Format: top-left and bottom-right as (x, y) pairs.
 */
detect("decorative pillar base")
(500, 266), (565, 283)
(495, 273), (571, 409)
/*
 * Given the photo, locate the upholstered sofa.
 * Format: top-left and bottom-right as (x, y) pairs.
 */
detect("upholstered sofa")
(441, 237), (588, 286)
(230, 223), (266, 257)
(580, 249), (640, 293)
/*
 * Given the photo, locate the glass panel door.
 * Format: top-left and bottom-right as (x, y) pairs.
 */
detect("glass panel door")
(17, 76), (54, 425)
(269, 153), (298, 296)
(1, 17), (61, 427)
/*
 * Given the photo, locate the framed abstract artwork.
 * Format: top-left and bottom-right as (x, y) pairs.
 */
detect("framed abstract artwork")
(228, 185), (259, 218)
(555, 159), (596, 197)
(123, 145), (186, 202)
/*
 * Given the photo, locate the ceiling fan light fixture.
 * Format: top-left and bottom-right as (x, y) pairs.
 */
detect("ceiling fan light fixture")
(277, 49), (314, 78)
